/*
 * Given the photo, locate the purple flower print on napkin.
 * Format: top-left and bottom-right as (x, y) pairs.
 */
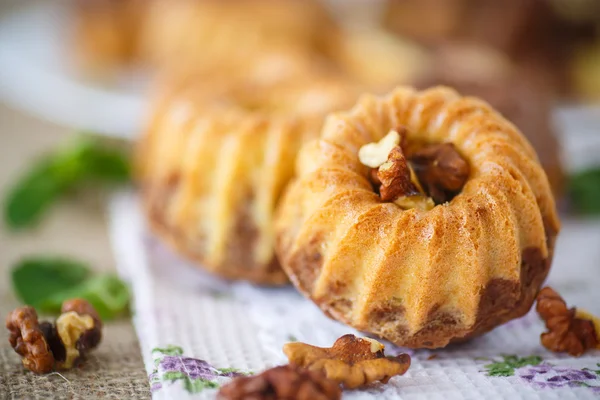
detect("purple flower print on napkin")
(149, 345), (248, 394)
(518, 363), (600, 393)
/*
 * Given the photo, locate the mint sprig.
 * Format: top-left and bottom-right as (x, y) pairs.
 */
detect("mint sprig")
(569, 167), (600, 216)
(11, 256), (130, 320)
(3, 136), (130, 229)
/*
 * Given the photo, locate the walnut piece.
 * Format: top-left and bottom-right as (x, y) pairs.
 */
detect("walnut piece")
(62, 298), (103, 351)
(54, 298), (103, 370)
(409, 143), (469, 204)
(376, 145), (434, 211)
(5, 299), (103, 373)
(5, 306), (55, 374)
(377, 146), (419, 201)
(283, 334), (411, 389)
(536, 287), (600, 357)
(358, 129), (402, 168)
(217, 364), (341, 400)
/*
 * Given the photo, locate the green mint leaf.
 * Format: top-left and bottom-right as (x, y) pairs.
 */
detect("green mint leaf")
(569, 167), (600, 216)
(39, 274), (130, 320)
(3, 157), (75, 229)
(11, 257), (91, 308)
(3, 136), (130, 229)
(74, 137), (130, 182)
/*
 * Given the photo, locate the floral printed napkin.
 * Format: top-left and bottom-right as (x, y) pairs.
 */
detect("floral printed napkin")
(108, 191), (600, 399)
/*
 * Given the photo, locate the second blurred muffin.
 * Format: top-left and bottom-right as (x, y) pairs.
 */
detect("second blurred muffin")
(137, 65), (362, 284)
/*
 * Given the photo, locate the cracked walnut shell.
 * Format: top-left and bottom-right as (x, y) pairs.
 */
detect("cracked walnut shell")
(536, 287), (600, 357)
(283, 334), (411, 389)
(217, 364), (341, 400)
(6, 306), (55, 374)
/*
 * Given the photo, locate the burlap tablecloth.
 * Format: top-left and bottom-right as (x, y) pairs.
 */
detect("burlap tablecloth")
(0, 104), (150, 399)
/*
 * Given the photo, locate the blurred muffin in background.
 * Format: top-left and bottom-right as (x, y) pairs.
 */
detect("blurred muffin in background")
(73, 0), (144, 75)
(383, 0), (600, 99)
(332, 28), (431, 89)
(138, 0), (339, 77)
(73, 0), (339, 78)
(136, 64), (364, 284)
(414, 43), (564, 195)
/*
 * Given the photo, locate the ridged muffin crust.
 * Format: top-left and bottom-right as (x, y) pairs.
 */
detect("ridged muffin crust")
(275, 86), (560, 348)
(137, 74), (362, 285)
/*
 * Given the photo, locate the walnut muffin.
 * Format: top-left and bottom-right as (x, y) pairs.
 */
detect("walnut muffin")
(275, 86), (560, 347)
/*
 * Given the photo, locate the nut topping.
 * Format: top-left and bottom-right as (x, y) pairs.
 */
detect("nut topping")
(360, 127), (445, 211)
(217, 364), (341, 400)
(283, 334), (411, 389)
(410, 143), (469, 204)
(358, 129), (402, 168)
(536, 287), (600, 357)
(6, 306), (55, 374)
(377, 146), (419, 202)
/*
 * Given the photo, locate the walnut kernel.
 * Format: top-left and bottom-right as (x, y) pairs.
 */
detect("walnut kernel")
(5, 299), (103, 373)
(409, 142), (469, 204)
(377, 146), (419, 202)
(55, 312), (95, 369)
(5, 306), (55, 374)
(358, 129), (401, 168)
(54, 298), (103, 370)
(283, 334), (411, 389)
(536, 287), (600, 357)
(217, 364), (341, 400)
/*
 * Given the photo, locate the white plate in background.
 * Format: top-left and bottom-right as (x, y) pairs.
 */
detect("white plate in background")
(0, 0), (599, 170)
(0, 1), (148, 139)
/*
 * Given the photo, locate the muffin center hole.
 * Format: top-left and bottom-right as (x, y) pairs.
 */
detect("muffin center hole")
(358, 128), (469, 209)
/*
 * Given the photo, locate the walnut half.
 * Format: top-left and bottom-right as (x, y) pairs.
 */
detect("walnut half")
(283, 334), (411, 389)
(218, 364), (341, 400)
(54, 298), (103, 370)
(5, 299), (103, 373)
(410, 142), (469, 204)
(5, 306), (55, 374)
(536, 287), (600, 357)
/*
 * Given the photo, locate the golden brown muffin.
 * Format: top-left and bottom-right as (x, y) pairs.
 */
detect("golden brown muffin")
(137, 72), (362, 285)
(275, 86), (560, 348)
